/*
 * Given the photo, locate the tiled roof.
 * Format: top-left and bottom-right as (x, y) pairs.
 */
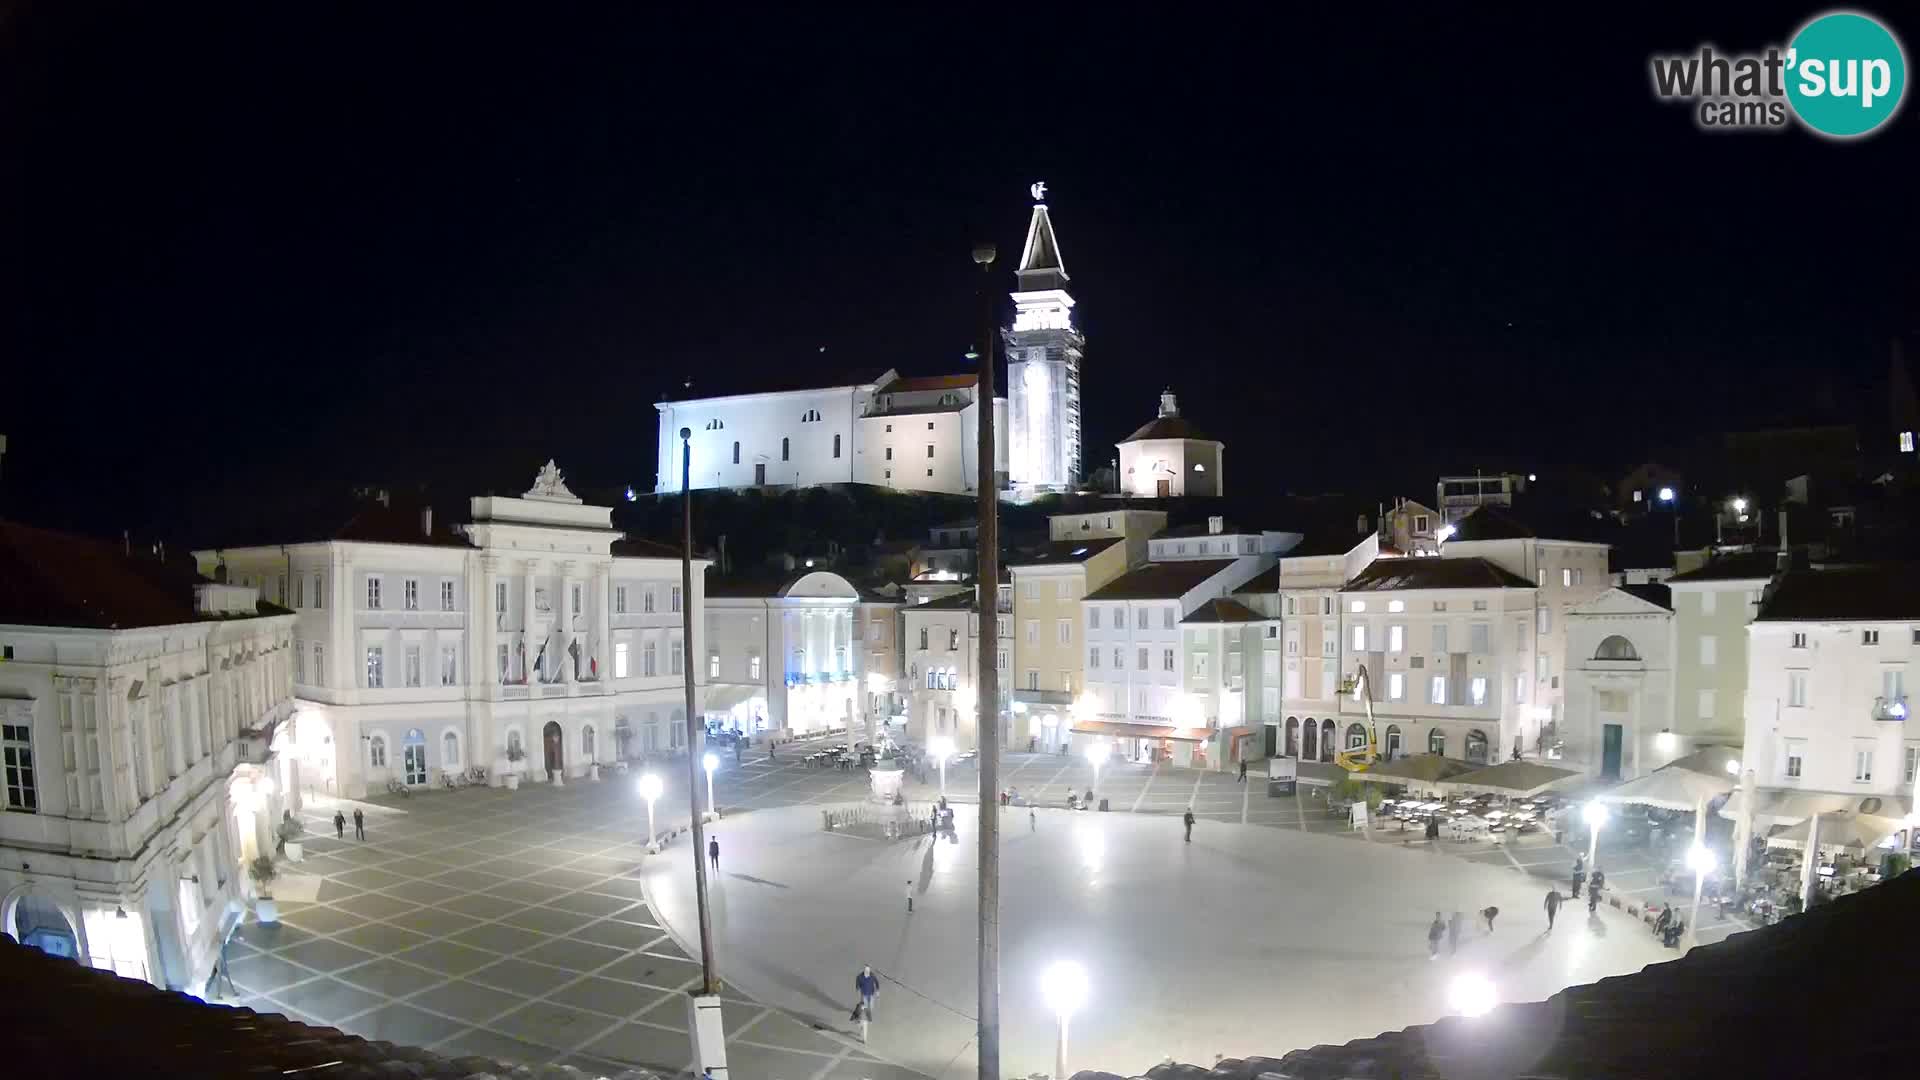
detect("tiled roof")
(880, 373), (977, 393)
(0, 522), (282, 630)
(1181, 598), (1271, 624)
(1756, 564), (1920, 622)
(1444, 504), (1535, 541)
(1007, 537), (1122, 567)
(1121, 415), (1216, 443)
(1345, 556), (1534, 592)
(610, 536), (685, 559)
(1667, 549), (1788, 583)
(0, 936), (662, 1080)
(1086, 559), (1239, 601)
(1232, 566), (1279, 594)
(330, 501), (474, 548)
(913, 591), (978, 611)
(1090, 868), (1920, 1080)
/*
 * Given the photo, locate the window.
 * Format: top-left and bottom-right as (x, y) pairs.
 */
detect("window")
(1561, 568), (1572, 588)
(1088, 607), (1100, 630)
(1430, 675), (1447, 705)
(1699, 635), (1717, 666)
(1163, 648), (1175, 671)
(1469, 623), (1490, 654)
(748, 653), (761, 680)
(368, 735), (387, 768)
(293, 575), (304, 608)
(1537, 569), (1546, 588)
(644, 588), (657, 613)
(402, 646), (422, 688)
(1469, 676), (1488, 706)
(781, 437), (790, 461)
(1387, 672), (1405, 701)
(670, 639), (684, 675)
(1863, 628), (1881, 646)
(1537, 607), (1550, 635)
(404, 579), (419, 611)
(671, 586), (682, 612)
(1322, 632), (1336, 657)
(314, 573), (325, 609)
(444, 731), (460, 768)
(497, 643), (510, 682)
(615, 586), (628, 614)
(1351, 625), (1367, 651)
(1057, 620), (1071, 644)
(1194, 654), (1210, 679)
(314, 643), (326, 685)
(1113, 648), (1124, 669)
(1025, 620), (1038, 644)
(919, 627), (930, 650)
(1286, 636), (1298, 655)
(1057, 580), (1073, 599)
(949, 628), (961, 651)
(366, 646), (385, 688)
(1515, 675), (1527, 703)
(1022, 581), (1040, 601)
(1904, 431), (1917, 453)
(2, 722), (37, 812)
(1387, 600), (1405, 614)
(1882, 668), (1904, 703)
(1387, 625), (1404, 653)
(1788, 670), (1808, 707)
(1089, 647), (1100, 669)
(733, 441), (741, 464)
(1027, 670), (1040, 691)
(1433, 601), (1447, 612)
(833, 434), (841, 458)
(1783, 738), (1805, 779)
(1349, 600), (1366, 613)
(1700, 590), (1717, 615)
(1285, 596), (1296, 616)
(1697, 689), (1715, 720)
(1536, 653), (1548, 681)
(1137, 647), (1149, 670)
(1429, 729), (1446, 756)
(1906, 744), (1920, 785)
(1853, 743), (1874, 783)
(885, 447), (893, 461)
(367, 576), (383, 610)
(1432, 624), (1449, 653)
(644, 642), (658, 677)
(496, 581), (509, 613)
(1136, 608), (1149, 630)
(441, 580), (456, 610)
(1472, 599), (1487, 611)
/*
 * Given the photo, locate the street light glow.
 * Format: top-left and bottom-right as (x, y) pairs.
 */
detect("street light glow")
(1731, 497), (1748, 512)
(637, 773), (663, 802)
(702, 752), (718, 774)
(1082, 740), (1111, 767)
(1726, 758), (1742, 775)
(1040, 960), (1089, 1017)
(1448, 972), (1497, 1018)
(1686, 843), (1715, 876)
(1582, 801), (1609, 828)
(1658, 487), (1675, 502)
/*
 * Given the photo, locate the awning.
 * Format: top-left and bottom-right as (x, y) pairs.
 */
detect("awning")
(1071, 721), (1207, 743)
(1765, 811), (1905, 853)
(1442, 760), (1581, 797)
(1221, 726), (1257, 740)
(1664, 744), (1744, 779)
(700, 684), (767, 714)
(1720, 789), (1911, 826)
(1595, 766), (1734, 813)
(1351, 754), (1478, 787)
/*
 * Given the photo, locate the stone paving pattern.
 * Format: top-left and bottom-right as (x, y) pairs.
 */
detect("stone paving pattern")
(230, 744), (1747, 1079)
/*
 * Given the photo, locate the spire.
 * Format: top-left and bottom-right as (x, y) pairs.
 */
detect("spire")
(1016, 181), (1069, 292)
(1158, 389), (1178, 418)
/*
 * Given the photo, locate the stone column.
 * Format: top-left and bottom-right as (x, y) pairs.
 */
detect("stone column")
(557, 561), (577, 684)
(523, 559), (540, 681)
(595, 563), (613, 683)
(480, 555), (500, 689)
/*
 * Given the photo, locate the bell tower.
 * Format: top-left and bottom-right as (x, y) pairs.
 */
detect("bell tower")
(1004, 182), (1084, 496)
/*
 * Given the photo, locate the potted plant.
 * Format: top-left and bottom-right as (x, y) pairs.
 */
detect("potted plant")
(277, 816), (307, 862)
(504, 744), (525, 790)
(248, 855), (280, 924)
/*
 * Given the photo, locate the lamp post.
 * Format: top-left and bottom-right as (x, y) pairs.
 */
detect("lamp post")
(703, 752), (719, 821)
(1040, 961), (1088, 1080)
(1583, 801), (1609, 866)
(970, 237), (1002, 1080)
(1083, 739), (1110, 799)
(638, 774), (663, 853)
(930, 735), (955, 796)
(678, 425), (726, 1078)
(1685, 843), (1714, 947)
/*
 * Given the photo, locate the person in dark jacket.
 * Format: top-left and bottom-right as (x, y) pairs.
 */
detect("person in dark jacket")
(1544, 888), (1563, 930)
(853, 964), (880, 1020)
(333, 811), (346, 839)
(708, 836), (720, 873)
(352, 808), (365, 840)
(1427, 912), (1445, 958)
(1183, 808), (1196, 842)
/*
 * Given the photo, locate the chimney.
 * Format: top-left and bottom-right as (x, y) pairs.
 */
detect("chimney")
(1208, 515), (1224, 535)
(1159, 390), (1178, 418)
(420, 506), (434, 538)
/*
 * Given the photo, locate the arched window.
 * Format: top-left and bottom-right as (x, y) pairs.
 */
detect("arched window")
(582, 725), (596, 760)
(919, 627), (930, 650)
(1385, 724), (1402, 759)
(781, 437), (790, 461)
(1595, 635), (1640, 660)
(833, 433), (842, 458)
(368, 734), (387, 768)
(1428, 728), (1446, 757)
(1466, 729), (1490, 764)
(1320, 719), (1336, 762)
(732, 441), (740, 464)
(1346, 723), (1368, 750)
(1284, 717), (1299, 757)
(443, 730), (460, 767)
(507, 729), (523, 756)
(705, 418), (724, 430)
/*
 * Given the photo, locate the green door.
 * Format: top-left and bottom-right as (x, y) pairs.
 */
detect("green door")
(1601, 724), (1624, 780)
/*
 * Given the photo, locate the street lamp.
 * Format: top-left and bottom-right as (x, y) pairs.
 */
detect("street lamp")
(1039, 960), (1089, 1080)
(1685, 843), (1715, 947)
(1725, 758), (1741, 775)
(1447, 972), (1497, 1018)
(1583, 801), (1609, 866)
(702, 752), (719, 821)
(1658, 487), (1675, 503)
(637, 773), (663, 854)
(1731, 496), (1748, 513)
(1084, 739), (1111, 798)
(929, 735), (955, 796)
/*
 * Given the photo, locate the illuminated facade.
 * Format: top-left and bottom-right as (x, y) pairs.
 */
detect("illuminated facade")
(1005, 185), (1084, 496)
(1117, 391), (1224, 498)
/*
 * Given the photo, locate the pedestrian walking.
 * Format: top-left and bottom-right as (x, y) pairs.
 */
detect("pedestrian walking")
(333, 811), (346, 839)
(1447, 910), (1462, 955)
(352, 808), (365, 840)
(1481, 905), (1500, 933)
(1544, 888), (1563, 930)
(854, 964), (880, 1019)
(1183, 808), (1196, 842)
(1237, 759), (1248, 783)
(905, 878), (914, 914)
(1570, 868), (1584, 899)
(1427, 912), (1445, 959)
(708, 836), (720, 873)
(1029, 807), (1037, 832)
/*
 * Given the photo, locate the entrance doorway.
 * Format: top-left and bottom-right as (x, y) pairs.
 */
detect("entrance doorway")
(402, 728), (427, 786)
(1263, 724), (1277, 757)
(542, 721), (563, 776)
(1319, 719), (1336, 762)
(754, 463), (767, 486)
(1601, 723), (1624, 780)
(1156, 478), (1171, 498)
(9, 892), (78, 960)
(1300, 719), (1316, 760)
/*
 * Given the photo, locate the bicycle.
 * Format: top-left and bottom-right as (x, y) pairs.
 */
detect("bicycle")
(465, 766), (488, 786)
(386, 778), (411, 797)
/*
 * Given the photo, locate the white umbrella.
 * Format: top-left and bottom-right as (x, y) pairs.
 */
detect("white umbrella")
(1764, 811), (1903, 853)
(1594, 766), (1733, 813)
(1442, 760), (1580, 797)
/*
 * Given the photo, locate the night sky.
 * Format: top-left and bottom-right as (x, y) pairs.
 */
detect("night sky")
(5, 3), (1916, 544)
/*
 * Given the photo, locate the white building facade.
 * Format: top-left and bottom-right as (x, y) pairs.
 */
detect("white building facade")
(1117, 391), (1224, 498)
(200, 464), (706, 798)
(1562, 585), (1676, 780)
(703, 570), (866, 740)
(901, 591), (993, 749)
(1, 523), (297, 998)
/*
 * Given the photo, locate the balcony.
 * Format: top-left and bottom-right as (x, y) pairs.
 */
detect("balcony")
(1872, 695), (1908, 722)
(1014, 688), (1073, 706)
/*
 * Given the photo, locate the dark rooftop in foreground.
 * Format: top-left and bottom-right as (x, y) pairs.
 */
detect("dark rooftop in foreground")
(0, 521), (285, 630)
(1756, 564), (1920, 622)
(1078, 869), (1920, 1080)
(1232, 566), (1279, 594)
(1007, 537), (1122, 566)
(1345, 556), (1533, 592)
(1181, 598), (1271, 624)
(1086, 559), (1239, 601)
(1667, 548), (1790, 583)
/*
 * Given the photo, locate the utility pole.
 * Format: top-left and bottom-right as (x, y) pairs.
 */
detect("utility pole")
(970, 241), (1001, 1080)
(680, 427), (728, 1079)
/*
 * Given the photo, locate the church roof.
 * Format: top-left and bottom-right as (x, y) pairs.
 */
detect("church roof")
(879, 373), (977, 393)
(1017, 201), (1069, 292)
(1121, 415), (1216, 443)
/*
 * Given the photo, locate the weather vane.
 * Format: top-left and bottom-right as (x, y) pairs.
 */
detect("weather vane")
(1030, 180), (1047, 202)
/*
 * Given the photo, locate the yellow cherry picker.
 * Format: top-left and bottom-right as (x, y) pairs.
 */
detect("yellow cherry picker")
(1333, 663), (1381, 772)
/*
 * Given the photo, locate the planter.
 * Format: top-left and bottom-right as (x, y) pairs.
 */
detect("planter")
(589, 763), (601, 782)
(284, 841), (304, 863)
(551, 768), (565, 787)
(505, 772), (521, 791)
(254, 898), (279, 924)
